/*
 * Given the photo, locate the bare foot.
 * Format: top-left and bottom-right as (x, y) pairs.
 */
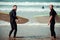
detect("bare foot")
(53, 38), (56, 40)
(51, 36), (54, 40)
(9, 37), (12, 40)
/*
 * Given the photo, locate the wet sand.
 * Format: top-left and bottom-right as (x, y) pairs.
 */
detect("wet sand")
(0, 37), (60, 40)
(0, 25), (60, 40)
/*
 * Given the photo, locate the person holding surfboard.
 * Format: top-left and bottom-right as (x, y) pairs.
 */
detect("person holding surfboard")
(9, 5), (18, 38)
(48, 5), (57, 40)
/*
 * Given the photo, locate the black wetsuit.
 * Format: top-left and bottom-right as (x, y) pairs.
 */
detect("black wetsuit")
(9, 9), (18, 38)
(50, 9), (57, 38)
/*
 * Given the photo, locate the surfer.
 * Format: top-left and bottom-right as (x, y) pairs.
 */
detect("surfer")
(48, 5), (57, 40)
(42, 6), (44, 9)
(9, 5), (18, 38)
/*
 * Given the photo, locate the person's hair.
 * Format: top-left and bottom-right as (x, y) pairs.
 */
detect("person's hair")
(13, 5), (17, 7)
(50, 5), (54, 7)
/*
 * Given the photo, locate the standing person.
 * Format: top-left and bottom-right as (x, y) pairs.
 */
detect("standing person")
(9, 5), (18, 38)
(48, 5), (57, 40)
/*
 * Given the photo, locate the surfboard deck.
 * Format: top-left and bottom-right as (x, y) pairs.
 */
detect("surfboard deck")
(0, 12), (29, 24)
(34, 15), (60, 23)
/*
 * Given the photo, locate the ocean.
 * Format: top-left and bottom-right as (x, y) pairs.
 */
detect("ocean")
(0, 0), (60, 2)
(0, 2), (60, 24)
(0, 1), (60, 38)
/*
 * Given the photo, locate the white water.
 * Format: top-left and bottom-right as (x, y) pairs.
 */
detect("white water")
(0, 2), (60, 5)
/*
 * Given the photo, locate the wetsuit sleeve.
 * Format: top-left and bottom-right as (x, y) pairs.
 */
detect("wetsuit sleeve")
(13, 11), (18, 19)
(54, 11), (57, 16)
(9, 11), (13, 18)
(16, 16), (18, 19)
(50, 11), (54, 16)
(50, 10), (57, 16)
(15, 12), (18, 19)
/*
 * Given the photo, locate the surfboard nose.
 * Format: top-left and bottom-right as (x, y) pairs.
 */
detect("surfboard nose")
(16, 17), (29, 24)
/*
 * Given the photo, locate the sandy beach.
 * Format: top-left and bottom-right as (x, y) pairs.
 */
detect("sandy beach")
(0, 12), (60, 40)
(0, 37), (60, 40)
(0, 24), (60, 40)
(0, 0), (60, 40)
